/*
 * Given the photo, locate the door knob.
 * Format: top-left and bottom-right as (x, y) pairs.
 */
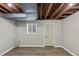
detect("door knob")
(45, 36), (47, 38)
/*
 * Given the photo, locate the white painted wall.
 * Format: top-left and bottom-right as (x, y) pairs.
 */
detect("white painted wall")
(0, 17), (16, 55)
(16, 20), (62, 47)
(62, 12), (79, 56)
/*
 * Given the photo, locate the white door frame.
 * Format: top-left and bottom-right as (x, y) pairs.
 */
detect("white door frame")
(44, 23), (55, 46)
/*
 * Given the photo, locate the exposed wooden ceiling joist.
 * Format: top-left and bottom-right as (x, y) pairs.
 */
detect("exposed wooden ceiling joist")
(64, 11), (74, 14)
(0, 3), (23, 13)
(40, 3), (42, 20)
(54, 4), (72, 19)
(6, 3), (23, 13)
(60, 15), (67, 17)
(0, 3), (79, 20)
(44, 3), (53, 19)
(13, 4), (24, 12)
(50, 3), (64, 19)
(0, 3), (14, 13)
(9, 6), (21, 13)
(37, 3), (79, 20)
(41, 3), (50, 20)
(0, 7), (9, 13)
(55, 3), (78, 19)
(71, 6), (79, 9)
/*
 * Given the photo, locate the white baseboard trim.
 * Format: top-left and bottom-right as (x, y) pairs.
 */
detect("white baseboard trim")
(19, 45), (45, 47)
(0, 47), (15, 56)
(61, 46), (76, 56)
(54, 45), (76, 56)
(54, 45), (62, 47)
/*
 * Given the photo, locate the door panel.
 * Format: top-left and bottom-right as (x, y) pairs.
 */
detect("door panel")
(45, 23), (55, 46)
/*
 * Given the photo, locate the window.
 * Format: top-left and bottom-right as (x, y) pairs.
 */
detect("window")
(27, 24), (37, 34)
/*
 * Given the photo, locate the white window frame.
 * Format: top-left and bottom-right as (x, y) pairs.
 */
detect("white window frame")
(27, 23), (37, 34)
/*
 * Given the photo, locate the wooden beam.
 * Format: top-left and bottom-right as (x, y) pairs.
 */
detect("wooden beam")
(6, 3), (22, 13)
(71, 6), (79, 9)
(10, 6), (21, 13)
(60, 15), (67, 17)
(40, 3), (42, 20)
(55, 3), (78, 19)
(50, 3), (64, 19)
(64, 11), (74, 14)
(0, 7), (9, 13)
(0, 3), (23, 13)
(14, 4), (24, 12)
(70, 4), (79, 9)
(44, 3), (53, 19)
(55, 5), (71, 19)
(0, 3), (13, 13)
(12, 3), (23, 13)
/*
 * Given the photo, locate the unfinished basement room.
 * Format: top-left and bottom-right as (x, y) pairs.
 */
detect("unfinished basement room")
(0, 3), (79, 56)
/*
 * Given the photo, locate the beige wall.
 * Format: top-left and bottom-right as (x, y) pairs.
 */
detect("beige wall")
(16, 20), (62, 47)
(0, 17), (16, 55)
(62, 12), (79, 55)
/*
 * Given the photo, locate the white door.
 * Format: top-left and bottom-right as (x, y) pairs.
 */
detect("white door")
(44, 23), (55, 46)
